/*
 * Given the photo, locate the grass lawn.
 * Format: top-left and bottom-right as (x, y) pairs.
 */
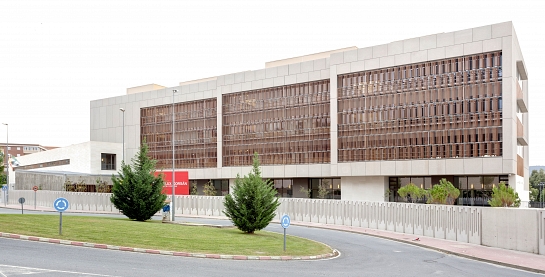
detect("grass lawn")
(0, 214), (331, 256)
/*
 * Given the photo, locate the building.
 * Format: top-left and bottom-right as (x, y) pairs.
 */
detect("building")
(90, 22), (529, 205)
(11, 141), (122, 190)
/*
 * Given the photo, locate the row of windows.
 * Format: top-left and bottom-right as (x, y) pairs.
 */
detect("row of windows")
(141, 99), (218, 169)
(140, 53), (510, 167)
(15, 159), (70, 171)
(337, 52), (503, 162)
(223, 80), (331, 166)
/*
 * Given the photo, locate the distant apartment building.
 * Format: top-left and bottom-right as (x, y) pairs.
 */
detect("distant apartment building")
(1, 143), (57, 171)
(90, 22), (530, 206)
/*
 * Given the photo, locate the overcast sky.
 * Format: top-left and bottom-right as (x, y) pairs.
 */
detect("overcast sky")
(1, 0), (544, 164)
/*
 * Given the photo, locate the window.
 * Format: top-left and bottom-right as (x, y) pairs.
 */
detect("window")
(17, 147), (20, 150)
(101, 153), (116, 170)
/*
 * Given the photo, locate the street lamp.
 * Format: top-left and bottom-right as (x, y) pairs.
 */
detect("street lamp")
(171, 89), (178, 221)
(2, 123), (8, 203)
(119, 108), (125, 162)
(538, 182), (545, 209)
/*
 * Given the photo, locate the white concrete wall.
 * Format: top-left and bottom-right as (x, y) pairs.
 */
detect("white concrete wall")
(9, 190), (544, 256)
(13, 141), (121, 179)
(341, 176), (387, 201)
(482, 207), (539, 253)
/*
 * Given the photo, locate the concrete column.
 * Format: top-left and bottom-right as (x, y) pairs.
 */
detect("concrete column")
(330, 65), (338, 165)
(216, 87), (223, 168)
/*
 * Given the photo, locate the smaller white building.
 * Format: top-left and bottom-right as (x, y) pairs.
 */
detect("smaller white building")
(12, 141), (122, 184)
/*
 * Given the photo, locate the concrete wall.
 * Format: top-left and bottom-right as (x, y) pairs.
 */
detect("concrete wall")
(14, 171), (113, 191)
(341, 176), (387, 201)
(7, 191), (544, 256)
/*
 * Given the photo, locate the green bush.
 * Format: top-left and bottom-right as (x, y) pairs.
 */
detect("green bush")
(488, 182), (521, 207)
(203, 181), (217, 196)
(223, 153), (280, 233)
(426, 178), (460, 205)
(397, 183), (426, 203)
(190, 181), (198, 195)
(110, 140), (166, 221)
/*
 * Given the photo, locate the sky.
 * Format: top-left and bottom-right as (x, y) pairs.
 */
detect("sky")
(1, 0), (545, 164)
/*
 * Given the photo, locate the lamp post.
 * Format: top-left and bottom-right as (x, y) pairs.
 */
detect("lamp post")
(119, 108), (125, 162)
(2, 123), (8, 203)
(171, 89), (178, 221)
(538, 182), (545, 209)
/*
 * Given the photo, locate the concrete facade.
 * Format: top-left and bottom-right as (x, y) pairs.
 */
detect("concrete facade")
(11, 141), (122, 183)
(89, 22), (529, 204)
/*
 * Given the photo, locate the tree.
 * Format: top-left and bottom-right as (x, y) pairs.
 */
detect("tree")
(203, 180), (217, 196)
(529, 169), (545, 188)
(397, 183), (426, 203)
(299, 185), (311, 198)
(110, 141), (166, 221)
(317, 180), (330, 199)
(488, 182), (521, 207)
(0, 152), (6, 185)
(529, 169), (545, 202)
(426, 178), (460, 205)
(190, 181), (198, 195)
(223, 153), (280, 234)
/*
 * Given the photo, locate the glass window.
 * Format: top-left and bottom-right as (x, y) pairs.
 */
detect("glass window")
(101, 153), (116, 170)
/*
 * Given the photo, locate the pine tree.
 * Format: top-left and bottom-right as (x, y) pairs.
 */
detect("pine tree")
(223, 153), (280, 234)
(110, 141), (166, 221)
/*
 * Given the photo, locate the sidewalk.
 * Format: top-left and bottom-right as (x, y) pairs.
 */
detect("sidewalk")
(2, 204), (545, 273)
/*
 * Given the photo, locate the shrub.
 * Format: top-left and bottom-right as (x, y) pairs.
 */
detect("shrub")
(203, 181), (217, 196)
(190, 181), (198, 195)
(299, 186), (311, 198)
(426, 178), (460, 205)
(223, 153), (280, 233)
(488, 182), (521, 207)
(317, 180), (330, 199)
(96, 179), (111, 193)
(397, 183), (426, 203)
(110, 140), (166, 221)
(64, 179), (75, 192)
(75, 180), (87, 192)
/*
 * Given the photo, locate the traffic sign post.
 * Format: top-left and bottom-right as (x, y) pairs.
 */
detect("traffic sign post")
(281, 214), (291, 251)
(1, 186), (6, 207)
(54, 198), (69, 235)
(33, 186), (38, 209)
(18, 197), (25, 214)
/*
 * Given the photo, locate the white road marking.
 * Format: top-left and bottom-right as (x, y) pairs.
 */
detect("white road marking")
(0, 264), (119, 276)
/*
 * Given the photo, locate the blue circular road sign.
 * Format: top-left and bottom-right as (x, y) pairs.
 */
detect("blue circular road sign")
(54, 197), (69, 212)
(1, 186), (7, 191)
(281, 214), (290, 229)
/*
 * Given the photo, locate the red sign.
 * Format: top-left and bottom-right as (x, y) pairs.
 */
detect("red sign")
(155, 171), (189, 195)
(32, 186), (38, 192)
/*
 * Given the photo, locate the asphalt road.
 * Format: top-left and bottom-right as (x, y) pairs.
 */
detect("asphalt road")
(0, 208), (543, 277)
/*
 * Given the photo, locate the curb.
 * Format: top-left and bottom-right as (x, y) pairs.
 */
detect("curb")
(0, 232), (339, 261)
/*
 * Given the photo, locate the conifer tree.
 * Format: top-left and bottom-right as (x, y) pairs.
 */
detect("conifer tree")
(111, 140), (166, 221)
(223, 153), (280, 233)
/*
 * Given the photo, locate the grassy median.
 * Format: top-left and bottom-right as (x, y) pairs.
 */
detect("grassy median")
(0, 214), (330, 256)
